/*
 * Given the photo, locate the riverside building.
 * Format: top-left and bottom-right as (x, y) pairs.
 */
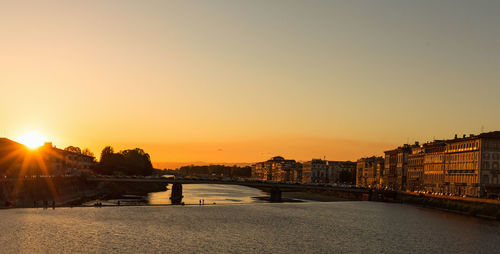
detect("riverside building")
(326, 161), (356, 184)
(307, 159), (356, 184)
(383, 149), (398, 189)
(443, 132), (500, 197)
(0, 138), (96, 177)
(304, 159), (326, 183)
(39, 142), (96, 176)
(308, 159), (327, 183)
(356, 156), (384, 188)
(407, 144), (424, 191)
(383, 144), (414, 190)
(422, 141), (446, 193)
(251, 156), (301, 182)
(371, 131), (500, 198)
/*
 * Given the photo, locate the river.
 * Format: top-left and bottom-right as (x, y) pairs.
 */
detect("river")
(148, 184), (267, 205)
(1, 184), (499, 253)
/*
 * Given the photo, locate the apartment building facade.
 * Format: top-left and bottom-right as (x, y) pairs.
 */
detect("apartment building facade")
(356, 156), (384, 187)
(251, 156), (301, 182)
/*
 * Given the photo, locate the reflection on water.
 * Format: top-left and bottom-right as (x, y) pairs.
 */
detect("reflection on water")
(1, 202), (499, 253)
(148, 184), (266, 205)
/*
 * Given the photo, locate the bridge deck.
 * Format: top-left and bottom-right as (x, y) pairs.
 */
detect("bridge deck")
(85, 178), (370, 193)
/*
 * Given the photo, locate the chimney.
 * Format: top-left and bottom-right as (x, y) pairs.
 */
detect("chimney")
(463, 134), (466, 138)
(454, 134), (458, 139)
(43, 142), (53, 148)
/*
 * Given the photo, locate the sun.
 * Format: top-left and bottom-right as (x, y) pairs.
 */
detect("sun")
(17, 131), (47, 149)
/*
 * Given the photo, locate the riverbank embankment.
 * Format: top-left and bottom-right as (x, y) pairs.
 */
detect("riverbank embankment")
(0, 178), (167, 208)
(396, 191), (500, 220)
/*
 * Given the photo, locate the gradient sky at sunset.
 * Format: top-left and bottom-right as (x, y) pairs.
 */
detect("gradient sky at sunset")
(1, 1), (500, 166)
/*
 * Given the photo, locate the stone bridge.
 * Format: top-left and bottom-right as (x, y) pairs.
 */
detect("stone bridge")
(0, 177), (381, 207)
(87, 177), (372, 203)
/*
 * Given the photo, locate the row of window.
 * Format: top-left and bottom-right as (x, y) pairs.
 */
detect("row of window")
(424, 174), (444, 182)
(483, 162), (499, 170)
(483, 153), (500, 160)
(483, 141), (500, 149)
(408, 158), (424, 165)
(424, 164), (444, 170)
(445, 174), (478, 184)
(447, 141), (479, 152)
(445, 162), (478, 170)
(408, 172), (423, 179)
(446, 152), (478, 162)
(482, 175), (500, 184)
(424, 155), (444, 163)
(424, 159), (444, 164)
(391, 152), (499, 165)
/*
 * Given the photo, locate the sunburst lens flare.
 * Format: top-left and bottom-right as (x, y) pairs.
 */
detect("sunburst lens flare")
(17, 132), (46, 149)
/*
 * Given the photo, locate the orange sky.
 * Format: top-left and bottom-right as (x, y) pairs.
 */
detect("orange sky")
(1, 1), (500, 165)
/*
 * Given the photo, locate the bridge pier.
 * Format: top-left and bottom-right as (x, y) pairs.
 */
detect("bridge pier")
(170, 183), (183, 205)
(270, 187), (281, 202)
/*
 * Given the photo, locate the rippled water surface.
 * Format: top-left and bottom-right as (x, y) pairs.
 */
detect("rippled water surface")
(1, 201), (499, 253)
(148, 184), (266, 205)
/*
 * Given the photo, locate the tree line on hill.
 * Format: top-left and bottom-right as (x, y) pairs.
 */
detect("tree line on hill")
(64, 146), (94, 157)
(65, 145), (155, 176)
(179, 165), (252, 178)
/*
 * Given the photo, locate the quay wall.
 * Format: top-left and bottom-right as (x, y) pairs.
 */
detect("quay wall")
(394, 191), (500, 219)
(0, 178), (167, 208)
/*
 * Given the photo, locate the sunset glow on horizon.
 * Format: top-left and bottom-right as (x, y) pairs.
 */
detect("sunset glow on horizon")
(2, 1), (500, 164)
(16, 131), (47, 149)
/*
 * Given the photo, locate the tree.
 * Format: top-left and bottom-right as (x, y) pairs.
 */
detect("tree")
(120, 148), (153, 176)
(178, 165), (252, 178)
(64, 146), (81, 154)
(339, 170), (354, 184)
(98, 146), (117, 175)
(82, 148), (94, 157)
(100, 146), (114, 162)
(97, 146), (153, 176)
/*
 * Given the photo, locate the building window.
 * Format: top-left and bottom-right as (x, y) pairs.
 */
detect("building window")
(483, 162), (490, 170)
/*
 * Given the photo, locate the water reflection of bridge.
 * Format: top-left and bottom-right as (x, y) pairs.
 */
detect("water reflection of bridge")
(87, 178), (371, 203)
